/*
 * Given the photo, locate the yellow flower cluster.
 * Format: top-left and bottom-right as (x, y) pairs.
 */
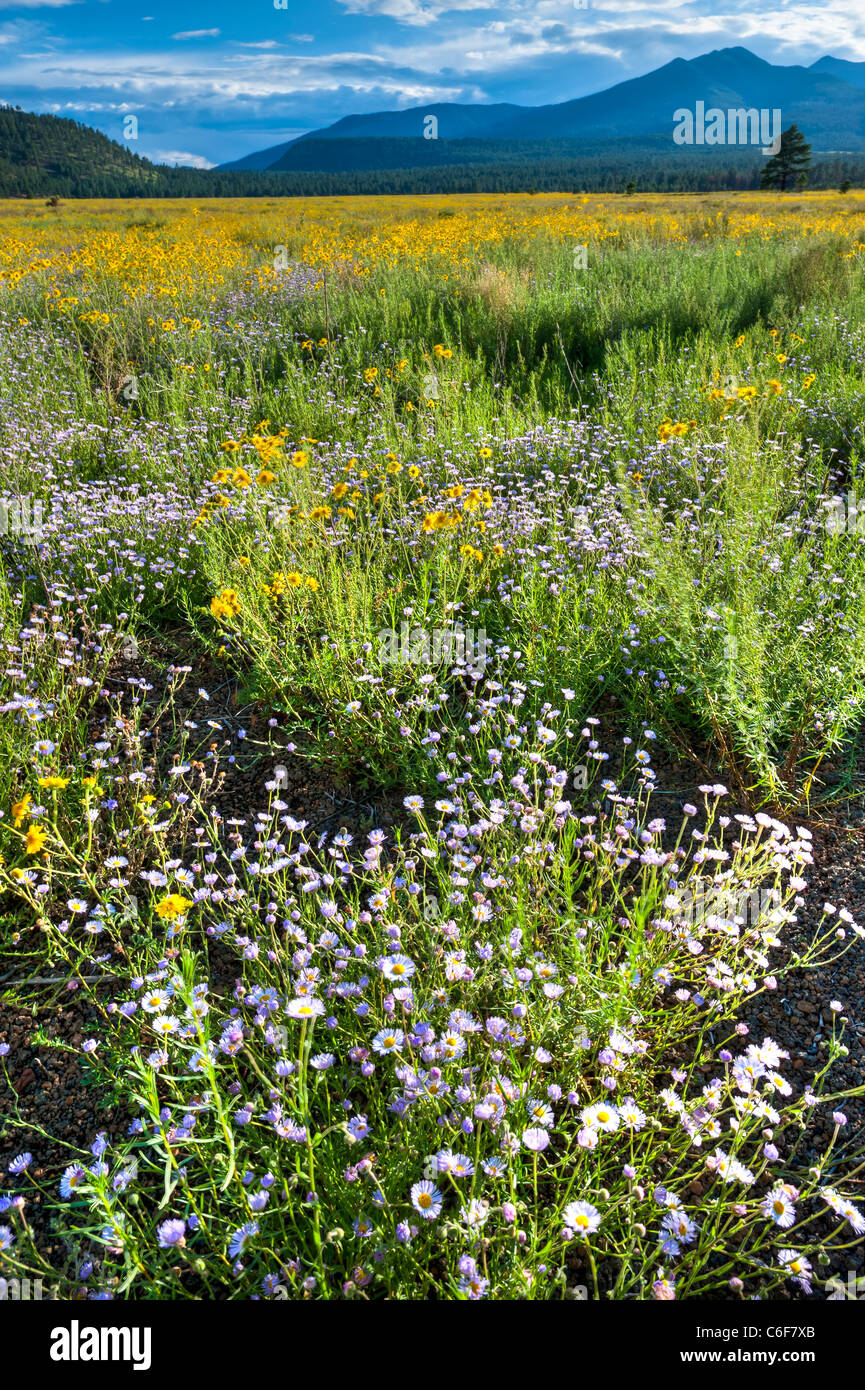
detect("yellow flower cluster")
(657, 419), (695, 441)
(210, 588), (242, 621)
(5, 193), (863, 303)
(261, 572), (319, 598)
(423, 510), (462, 533)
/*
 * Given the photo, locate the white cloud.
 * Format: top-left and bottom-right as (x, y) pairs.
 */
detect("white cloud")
(0, 18), (51, 46)
(152, 149), (216, 167)
(3, 0), (865, 169)
(335, 0), (492, 25)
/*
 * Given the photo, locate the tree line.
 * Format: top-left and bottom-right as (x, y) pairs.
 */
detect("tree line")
(0, 105), (861, 198)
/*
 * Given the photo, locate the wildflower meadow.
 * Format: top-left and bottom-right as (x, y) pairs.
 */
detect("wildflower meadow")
(0, 191), (864, 1304)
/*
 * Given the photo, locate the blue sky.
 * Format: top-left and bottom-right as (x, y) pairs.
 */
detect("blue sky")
(0, 0), (864, 166)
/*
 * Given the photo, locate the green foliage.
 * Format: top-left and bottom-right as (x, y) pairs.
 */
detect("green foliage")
(0, 106), (861, 197)
(761, 125), (813, 193)
(0, 202), (864, 1301)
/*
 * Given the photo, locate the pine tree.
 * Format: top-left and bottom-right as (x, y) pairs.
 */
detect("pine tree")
(760, 125), (812, 192)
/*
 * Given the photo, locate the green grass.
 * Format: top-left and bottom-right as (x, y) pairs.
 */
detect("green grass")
(0, 204), (864, 1301)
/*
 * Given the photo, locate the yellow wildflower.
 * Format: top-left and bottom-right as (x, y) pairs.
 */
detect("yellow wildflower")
(155, 894), (193, 921)
(24, 824), (48, 855)
(210, 588), (242, 620)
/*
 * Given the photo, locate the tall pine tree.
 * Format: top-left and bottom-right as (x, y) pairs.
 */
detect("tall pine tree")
(760, 125), (812, 192)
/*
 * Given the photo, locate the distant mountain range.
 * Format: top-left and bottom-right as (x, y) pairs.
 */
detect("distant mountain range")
(221, 47), (865, 172)
(2, 46), (865, 199)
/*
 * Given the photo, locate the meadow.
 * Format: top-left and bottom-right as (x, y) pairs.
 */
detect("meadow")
(0, 190), (864, 1300)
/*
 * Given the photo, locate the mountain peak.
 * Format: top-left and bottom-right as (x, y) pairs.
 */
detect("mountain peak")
(697, 46), (768, 62)
(223, 45), (865, 171)
(809, 54), (865, 90)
